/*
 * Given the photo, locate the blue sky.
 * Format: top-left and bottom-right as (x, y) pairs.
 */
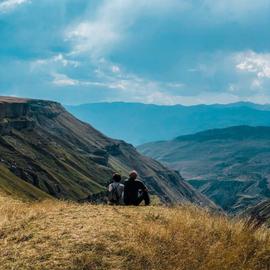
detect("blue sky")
(0, 0), (270, 105)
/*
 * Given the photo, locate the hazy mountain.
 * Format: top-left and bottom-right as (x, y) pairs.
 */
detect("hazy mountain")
(138, 126), (270, 212)
(0, 96), (213, 207)
(66, 102), (270, 145)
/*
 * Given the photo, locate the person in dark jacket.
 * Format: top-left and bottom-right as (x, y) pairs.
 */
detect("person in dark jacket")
(124, 170), (150, 206)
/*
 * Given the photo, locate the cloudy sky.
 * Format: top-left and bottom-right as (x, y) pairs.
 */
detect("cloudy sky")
(0, 0), (270, 105)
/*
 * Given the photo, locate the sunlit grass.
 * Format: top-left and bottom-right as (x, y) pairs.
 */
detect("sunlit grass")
(0, 195), (269, 270)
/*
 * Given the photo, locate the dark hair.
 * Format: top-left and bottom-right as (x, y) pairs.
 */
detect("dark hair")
(112, 173), (121, 182)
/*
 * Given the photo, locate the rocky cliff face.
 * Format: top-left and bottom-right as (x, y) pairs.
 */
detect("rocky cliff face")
(0, 98), (65, 135)
(0, 97), (214, 207)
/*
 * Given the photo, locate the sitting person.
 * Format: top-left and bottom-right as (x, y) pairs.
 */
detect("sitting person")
(108, 173), (124, 205)
(124, 170), (150, 206)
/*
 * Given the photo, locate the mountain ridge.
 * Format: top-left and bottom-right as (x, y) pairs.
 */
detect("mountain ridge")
(66, 102), (270, 145)
(174, 125), (270, 141)
(0, 96), (213, 207)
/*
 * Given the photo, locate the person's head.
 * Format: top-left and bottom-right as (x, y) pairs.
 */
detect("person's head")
(129, 170), (138, 180)
(112, 173), (121, 182)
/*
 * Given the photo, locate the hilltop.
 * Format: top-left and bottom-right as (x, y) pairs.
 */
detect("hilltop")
(0, 96), (212, 206)
(0, 195), (269, 270)
(67, 102), (270, 145)
(138, 126), (270, 212)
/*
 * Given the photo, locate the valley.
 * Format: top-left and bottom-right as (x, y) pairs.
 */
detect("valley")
(138, 126), (270, 212)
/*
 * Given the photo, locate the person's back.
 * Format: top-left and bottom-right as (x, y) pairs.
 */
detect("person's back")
(124, 171), (150, 206)
(108, 173), (124, 205)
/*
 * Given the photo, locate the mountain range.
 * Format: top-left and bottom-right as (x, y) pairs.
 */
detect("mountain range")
(138, 126), (270, 212)
(67, 102), (270, 145)
(0, 96), (213, 207)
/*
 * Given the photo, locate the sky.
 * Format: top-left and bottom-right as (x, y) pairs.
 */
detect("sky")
(0, 0), (270, 105)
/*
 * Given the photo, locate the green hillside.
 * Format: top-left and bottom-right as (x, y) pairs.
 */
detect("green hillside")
(0, 165), (52, 201)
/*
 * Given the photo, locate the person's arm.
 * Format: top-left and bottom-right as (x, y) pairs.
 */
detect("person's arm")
(139, 181), (148, 192)
(138, 181), (150, 205)
(108, 183), (112, 192)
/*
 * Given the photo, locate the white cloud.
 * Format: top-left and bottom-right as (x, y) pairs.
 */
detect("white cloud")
(0, 0), (29, 12)
(50, 57), (187, 105)
(67, 0), (268, 58)
(92, 58), (186, 95)
(31, 54), (80, 71)
(52, 54), (80, 68)
(66, 20), (120, 57)
(236, 51), (270, 79)
(66, 0), (189, 57)
(52, 73), (79, 87)
(111, 65), (120, 73)
(52, 72), (111, 88)
(62, 1), (270, 105)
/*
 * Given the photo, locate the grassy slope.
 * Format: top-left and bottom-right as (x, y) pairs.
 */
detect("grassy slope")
(0, 165), (52, 201)
(0, 196), (269, 270)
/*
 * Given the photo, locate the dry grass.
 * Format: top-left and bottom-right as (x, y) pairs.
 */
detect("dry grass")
(0, 195), (269, 270)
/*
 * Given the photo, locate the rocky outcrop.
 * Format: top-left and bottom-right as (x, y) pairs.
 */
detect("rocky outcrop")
(0, 119), (35, 134)
(0, 99), (62, 135)
(0, 98), (29, 118)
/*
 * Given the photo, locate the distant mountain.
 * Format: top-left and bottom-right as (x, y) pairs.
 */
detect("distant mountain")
(0, 97), (213, 207)
(138, 126), (270, 212)
(66, 102), (270, 145)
